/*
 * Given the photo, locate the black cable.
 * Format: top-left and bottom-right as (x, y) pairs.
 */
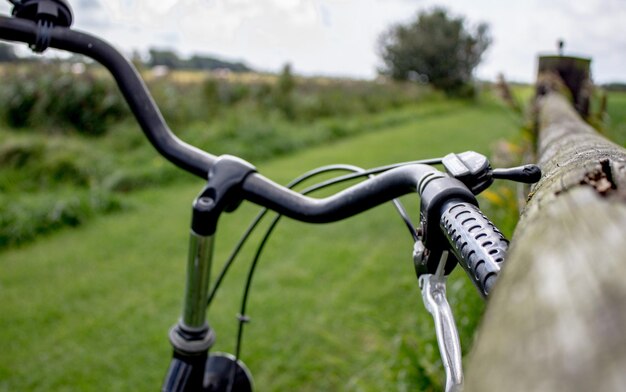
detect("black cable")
(33, 19), (52, 52)
(221, 164), (364, 391)
(228, 160), (439, 386)
(207, 158), (439, 307)
(210, 158), (444, 391)
(303, 157), (442, 192)
(234, 213), (282, 360)
(207, 164), (365, 308)
(228, 168), (367, 391)
(392, 199), (419, 242)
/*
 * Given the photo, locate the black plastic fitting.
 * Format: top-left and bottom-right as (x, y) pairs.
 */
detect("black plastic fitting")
(11, 0), (72, 52)
(191, 155), (257, 236)
(12, 0), (72, 26)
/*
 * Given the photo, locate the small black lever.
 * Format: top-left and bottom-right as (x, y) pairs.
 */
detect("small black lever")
(491, 165), (542, 184)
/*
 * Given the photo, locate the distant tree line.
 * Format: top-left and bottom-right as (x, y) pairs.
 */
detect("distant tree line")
(603, 83), (626, 92)
(147, 48), (252, 72)
(0, 42), (252, 73)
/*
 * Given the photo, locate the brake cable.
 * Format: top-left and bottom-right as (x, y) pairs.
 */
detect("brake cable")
(214, 159), (445, 389)
(206, 157), (443, 308)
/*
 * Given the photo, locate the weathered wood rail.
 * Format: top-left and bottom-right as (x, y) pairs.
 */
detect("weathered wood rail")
(464, 81), (626, 389)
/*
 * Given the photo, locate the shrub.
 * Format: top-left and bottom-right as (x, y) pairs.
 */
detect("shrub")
(0, 64), (128, 135)
(0, 190), (123, 249)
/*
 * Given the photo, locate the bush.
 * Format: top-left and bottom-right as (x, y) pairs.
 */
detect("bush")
(0, 136), (112, 192)
(0, 64), (128, 135)
(0, 190), (123, 248)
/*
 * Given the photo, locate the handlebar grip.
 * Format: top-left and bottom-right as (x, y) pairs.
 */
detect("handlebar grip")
(440, 200), (508, 297)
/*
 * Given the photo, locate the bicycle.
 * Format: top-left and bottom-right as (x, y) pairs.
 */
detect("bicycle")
(0, 1), (541, 391)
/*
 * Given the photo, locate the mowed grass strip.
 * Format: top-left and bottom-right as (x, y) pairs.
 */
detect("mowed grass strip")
(0, 98), (519, 391)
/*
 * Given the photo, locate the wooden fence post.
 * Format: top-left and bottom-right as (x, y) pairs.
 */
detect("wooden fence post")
(536, 55), (592, 117)
(464, 63), (626, 390)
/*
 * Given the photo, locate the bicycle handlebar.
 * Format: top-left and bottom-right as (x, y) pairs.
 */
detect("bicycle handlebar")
(0, 13), (523, 290)
(0, 15), (442, 224)
(440, 200), (508, 296)
(0, 15), (460, 227)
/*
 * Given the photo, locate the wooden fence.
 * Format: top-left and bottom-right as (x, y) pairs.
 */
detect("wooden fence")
(465, 58), (626, 391)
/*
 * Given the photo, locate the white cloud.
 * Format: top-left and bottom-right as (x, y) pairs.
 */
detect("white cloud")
(0, 0), (625, 82)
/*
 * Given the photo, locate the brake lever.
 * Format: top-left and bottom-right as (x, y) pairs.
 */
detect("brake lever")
(414, 245), (463, 392)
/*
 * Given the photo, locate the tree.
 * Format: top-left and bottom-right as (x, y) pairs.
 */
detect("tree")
(378, 8), (491, 95)
(187, 55), (251, 73)
(148, 48), (182, 69)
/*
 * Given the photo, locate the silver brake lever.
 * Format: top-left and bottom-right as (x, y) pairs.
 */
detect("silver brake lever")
(416, 247), (464, 392)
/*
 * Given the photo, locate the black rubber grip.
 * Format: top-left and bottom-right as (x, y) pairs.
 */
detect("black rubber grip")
(440, 200), (508, 297)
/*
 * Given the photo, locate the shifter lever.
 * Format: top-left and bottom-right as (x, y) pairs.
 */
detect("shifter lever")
(442, 151), (541, 195)
(491, 165), (542, 184)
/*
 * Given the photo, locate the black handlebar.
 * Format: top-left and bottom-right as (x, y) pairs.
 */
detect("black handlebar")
(0, 16), (443, 224)
(242, 164), (436, 223)
(0, 15), (469, 227)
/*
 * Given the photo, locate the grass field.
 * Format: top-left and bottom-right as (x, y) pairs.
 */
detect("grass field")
(0, 97), (522, 391)
(605, 91), (626, 146)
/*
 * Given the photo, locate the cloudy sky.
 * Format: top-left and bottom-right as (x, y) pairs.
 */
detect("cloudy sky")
(1, 0), (625, 83)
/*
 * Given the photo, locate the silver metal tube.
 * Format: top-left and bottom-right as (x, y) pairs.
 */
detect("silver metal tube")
(182, 231), (215, 328)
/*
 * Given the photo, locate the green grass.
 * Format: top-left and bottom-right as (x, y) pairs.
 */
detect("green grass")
(0, 98), (520, 391)
(509, 84), (534, 110)
(605, 91), (626, 146)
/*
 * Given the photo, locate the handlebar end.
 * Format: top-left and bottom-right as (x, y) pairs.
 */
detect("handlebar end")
(492, 164), (542, 184)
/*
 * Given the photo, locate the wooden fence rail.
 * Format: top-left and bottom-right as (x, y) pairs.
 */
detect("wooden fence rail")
(464, 85), (626, 390)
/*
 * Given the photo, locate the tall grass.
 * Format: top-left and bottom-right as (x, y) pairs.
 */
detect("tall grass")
(0, 63), (435, 248)
(0, 64), (128, 135)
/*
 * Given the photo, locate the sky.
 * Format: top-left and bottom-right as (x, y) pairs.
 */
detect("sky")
(1, 0), (625, 83)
